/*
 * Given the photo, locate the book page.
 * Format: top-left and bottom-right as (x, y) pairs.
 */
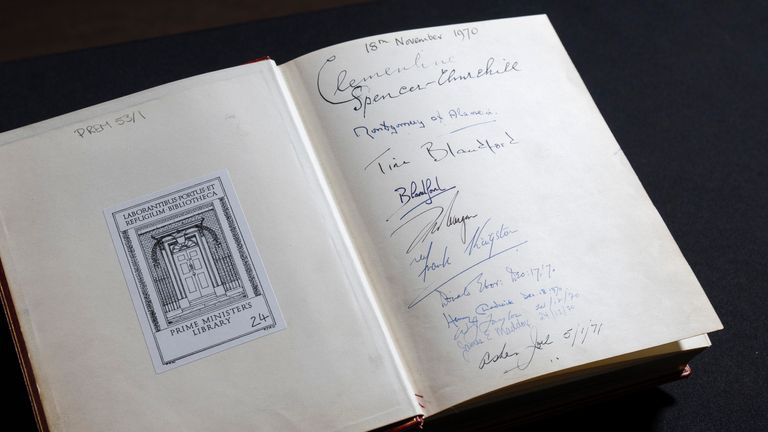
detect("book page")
(0, 61), (419, 430)
(280, 15), (722, 415)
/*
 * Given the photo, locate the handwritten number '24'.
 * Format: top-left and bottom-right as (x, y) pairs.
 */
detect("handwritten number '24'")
(251, 313), (270, 328)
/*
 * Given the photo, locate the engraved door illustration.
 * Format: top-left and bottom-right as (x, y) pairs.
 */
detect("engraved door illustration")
(142, 212), (250, 326)
(171, 233), (214, 300)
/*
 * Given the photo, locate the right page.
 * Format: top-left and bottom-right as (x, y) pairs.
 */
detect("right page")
(281, 15), (722, 415)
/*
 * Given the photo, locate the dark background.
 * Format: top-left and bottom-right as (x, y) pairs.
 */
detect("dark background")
(1, 0), (766, 430)
(0, 0), (369, 62)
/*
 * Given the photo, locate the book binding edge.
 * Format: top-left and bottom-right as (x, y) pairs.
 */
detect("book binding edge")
(0, 256), (50, 431)
(385, 415), (424, 432)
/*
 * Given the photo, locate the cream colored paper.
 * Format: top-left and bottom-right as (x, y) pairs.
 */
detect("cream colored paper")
(280, 15), (722, 414)
(0, 62), (418, 431)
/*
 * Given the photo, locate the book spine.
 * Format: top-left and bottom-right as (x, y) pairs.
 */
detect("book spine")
(0, 256), (50, 431)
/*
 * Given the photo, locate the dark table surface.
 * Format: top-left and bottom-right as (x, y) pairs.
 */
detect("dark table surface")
(1, 0), (766, 430)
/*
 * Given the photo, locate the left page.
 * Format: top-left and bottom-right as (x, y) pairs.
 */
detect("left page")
(0, 61), (419, 431)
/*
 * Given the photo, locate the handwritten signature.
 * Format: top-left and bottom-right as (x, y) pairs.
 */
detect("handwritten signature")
(390, 189), (477, 254)
(477, 326), (552, 372)
(317, 55), (520, 118)
(411, 241), (452, 282)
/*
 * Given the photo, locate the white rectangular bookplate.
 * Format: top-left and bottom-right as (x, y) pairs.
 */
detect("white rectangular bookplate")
(105, 170), (285, 372)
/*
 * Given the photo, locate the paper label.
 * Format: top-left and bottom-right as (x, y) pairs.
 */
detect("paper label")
(105, 170), (285, 372)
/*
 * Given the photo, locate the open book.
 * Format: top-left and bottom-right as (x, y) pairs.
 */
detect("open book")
(0, 15), (722, 431)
